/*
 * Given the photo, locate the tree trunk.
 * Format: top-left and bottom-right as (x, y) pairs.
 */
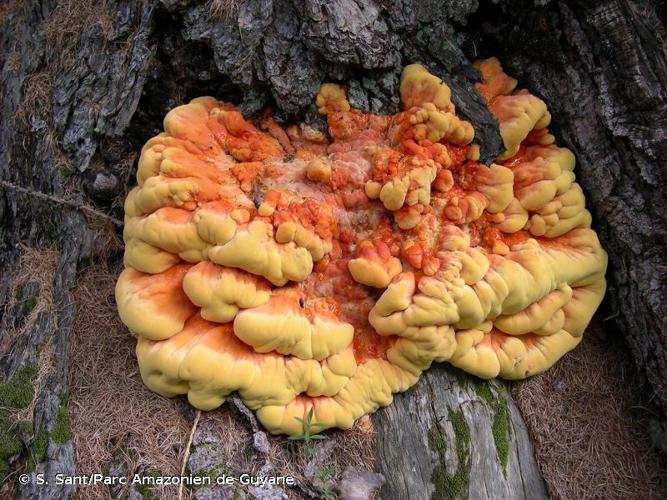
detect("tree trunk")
(467, 0), (667, 446)
(373, 366), (546, 500)
(0, 0), (664, 498)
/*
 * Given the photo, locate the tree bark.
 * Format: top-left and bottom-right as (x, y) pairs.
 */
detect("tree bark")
(373, 366), (546, 500)
(467, 0), (667, 446)
(0, 0), (664, 498)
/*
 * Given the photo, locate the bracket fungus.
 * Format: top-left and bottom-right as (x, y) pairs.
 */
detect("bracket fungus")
(116, 59), (607, 435)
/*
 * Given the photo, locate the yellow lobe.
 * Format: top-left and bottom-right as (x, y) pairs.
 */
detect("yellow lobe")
(233, 295), (354, 361)
(182, 262), (270, 323)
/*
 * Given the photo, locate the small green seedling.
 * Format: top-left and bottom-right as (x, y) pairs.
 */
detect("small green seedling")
(316, 465), (334, 483)
(317, 465), (336, 498)
(289, 408), (326, 453)
(322, 484), (335, 498)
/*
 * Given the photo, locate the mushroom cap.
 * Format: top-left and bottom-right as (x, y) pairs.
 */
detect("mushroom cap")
(117, 59), (607, 435)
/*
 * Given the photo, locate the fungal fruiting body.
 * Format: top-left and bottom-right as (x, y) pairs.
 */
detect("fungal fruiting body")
(116, 59), (607, 435)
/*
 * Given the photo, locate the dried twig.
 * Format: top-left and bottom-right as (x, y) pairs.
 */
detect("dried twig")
(178, 410), (201, 500)
(0, 179), (123, 227)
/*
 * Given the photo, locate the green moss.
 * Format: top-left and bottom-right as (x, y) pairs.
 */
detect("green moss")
(190, 464), (224, 490)
(27, 427), (49, 472)
(430, 409), (472, 500)
(0, 366), (56, 480)
(13, 287), (37, 314)
(17, 420), (32, 435)
(24, 297), (37, 313)
(0, 414), (24, 482)
(198, 465), (223, 478)
(491, 392), (510, 475)
(59, 166), (71, 179)
(0, 364), (38, 410)
(473, 380), (511, 476)
(51, 394), (72, 444)
(472, 380), (495, 404)
(44, 220), (57, 243)
(77, 256), (93, 272)
(135, 470), (161, 500)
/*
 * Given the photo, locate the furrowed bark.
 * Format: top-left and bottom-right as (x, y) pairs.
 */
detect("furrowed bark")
(468, 0), (667, 447)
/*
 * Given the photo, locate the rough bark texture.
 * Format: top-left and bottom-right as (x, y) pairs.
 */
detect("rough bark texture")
(373, 366), (546, 500)
(0, 0), (664, 498)
(467, 0), (667, 447)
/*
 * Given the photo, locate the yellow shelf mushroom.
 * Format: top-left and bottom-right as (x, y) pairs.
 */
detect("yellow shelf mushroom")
(116, 60), (607, 435)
